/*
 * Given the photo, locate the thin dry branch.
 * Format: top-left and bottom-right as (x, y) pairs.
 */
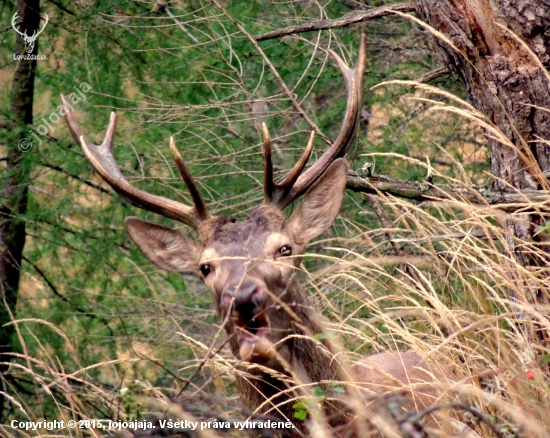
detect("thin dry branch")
(209, 0), (332, 145)
(415, 67), (449, 83)
(347, 171), (550, 211)
(40, 162), (112, 195)
(161, 4), (199, 43)
(254, 3), (416, 41)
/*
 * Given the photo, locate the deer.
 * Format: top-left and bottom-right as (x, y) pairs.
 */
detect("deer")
(62, 34), (471, 437)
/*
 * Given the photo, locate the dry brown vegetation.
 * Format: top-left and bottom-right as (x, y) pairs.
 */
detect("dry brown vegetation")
(3, 2), (550, 437)
(6, 81), (550, 437)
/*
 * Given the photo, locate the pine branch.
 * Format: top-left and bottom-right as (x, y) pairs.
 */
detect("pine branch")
(40, 162), (112, 195)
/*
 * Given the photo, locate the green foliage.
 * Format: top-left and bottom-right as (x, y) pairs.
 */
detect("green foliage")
(292, 402), (307, 420)
(0, 0), (468, 420)
(3, 0), (545, 436)
(117, 382), (146, 422)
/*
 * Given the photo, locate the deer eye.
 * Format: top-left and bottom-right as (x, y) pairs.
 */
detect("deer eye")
(199, 264), (212, 277)
(278, 245), (292, 257)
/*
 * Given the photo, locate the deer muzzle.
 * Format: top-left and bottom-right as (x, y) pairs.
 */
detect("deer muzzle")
(222, 284), (275, 363)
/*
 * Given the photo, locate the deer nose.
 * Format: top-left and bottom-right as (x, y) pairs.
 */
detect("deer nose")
(222, 283), (265, 312)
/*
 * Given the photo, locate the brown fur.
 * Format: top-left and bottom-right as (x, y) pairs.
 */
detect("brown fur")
(124, 160), (465, 437)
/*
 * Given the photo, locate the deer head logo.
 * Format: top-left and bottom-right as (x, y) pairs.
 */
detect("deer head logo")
(11, 12), (49, 54)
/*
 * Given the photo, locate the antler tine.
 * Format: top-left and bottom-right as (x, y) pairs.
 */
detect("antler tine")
(169, 138), (211, 222)
(262, 123), (274, 203)
(263, 125), (314, 204)
(277, 130), (315, 198)
(269, 33), (367, 210)
(11, 13), (22, 36)
(61, 95), (208, 230)
(62, 94), (88, 146)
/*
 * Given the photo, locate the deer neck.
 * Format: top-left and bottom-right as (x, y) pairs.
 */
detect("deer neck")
(230, 279), (348, 430)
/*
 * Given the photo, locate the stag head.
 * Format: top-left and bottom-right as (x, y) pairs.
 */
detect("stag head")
(124, 159), (348, 367)
(11, 12), (49, 54)
(61, 35), (366, 369)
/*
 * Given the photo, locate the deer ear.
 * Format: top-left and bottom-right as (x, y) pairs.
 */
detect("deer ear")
(124, 217), (202, 272)
(284, 158), (347, 247)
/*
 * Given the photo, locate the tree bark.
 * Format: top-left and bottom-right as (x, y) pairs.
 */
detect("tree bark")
(0, 0), (39, 421)
(416, 0), (550, 341)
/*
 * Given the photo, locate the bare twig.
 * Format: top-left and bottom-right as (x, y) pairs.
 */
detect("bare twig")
(415, 67), (449, 84)
(365, 195), (409, 260)
(40, 162), (112, 195)
(22, 255), (114, 336)
(409, 401), (507, 438)
(254, 3), (416, 41)
(208, 0), (333, 145)
(162, 4), (199, 43)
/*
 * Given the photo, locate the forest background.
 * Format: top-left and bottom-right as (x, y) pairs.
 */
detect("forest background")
(1, 0), (550, 436)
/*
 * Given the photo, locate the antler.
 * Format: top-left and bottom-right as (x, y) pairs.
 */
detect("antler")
(60, 95), (210, 229)
(35, 14), (49, 39)
(61, 35), (365, 225)
(11, 12), (26, 39)
(11, 12), (48, 40)
(263, 33), (367, 209)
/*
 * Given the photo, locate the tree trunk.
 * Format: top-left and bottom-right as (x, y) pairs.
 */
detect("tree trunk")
(0, 0), (39, 421)
(416, 0), (550, 342)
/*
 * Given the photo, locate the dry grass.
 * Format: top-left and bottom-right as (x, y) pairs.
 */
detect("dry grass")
(4, 91), (550, 437)
(3, 6), (550, 438)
